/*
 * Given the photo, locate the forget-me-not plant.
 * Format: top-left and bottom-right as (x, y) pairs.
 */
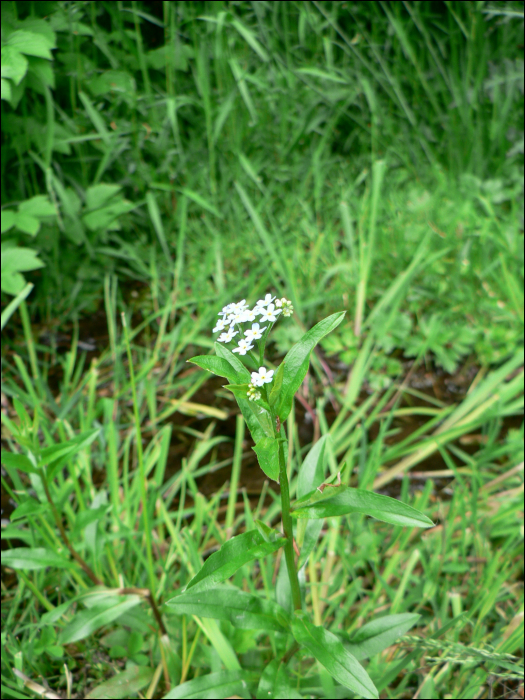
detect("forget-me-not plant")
(177, 293), (434, 699)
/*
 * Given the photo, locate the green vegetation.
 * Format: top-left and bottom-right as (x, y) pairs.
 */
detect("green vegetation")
(1, 1), (523, 698)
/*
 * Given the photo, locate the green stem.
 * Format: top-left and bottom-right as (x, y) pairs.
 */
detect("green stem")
(278, 439), (302, 611)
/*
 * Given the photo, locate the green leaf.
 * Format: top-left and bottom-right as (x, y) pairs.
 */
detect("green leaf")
(185, 529), (285, 591)
(166, 585), (290, 631)
(224, 383), (250, 399)
(85, 184), (122, 210)
(253, 436), (281, 482)
(1, 247), (44, 275)
(238, 396), (274, 441)
(276, 312), (346, 421)
(1, 46), (28, 85)
(296, 67), (349, 84)
(268, 361), (285, 407)
(254, 519), (275, 543)
(60, 596), (141, 645)
(291, 611), (378, 698)
(230, 19), (269, 62)
(343, 613), (420, 661)
(14, 213), (40, 236)
(291, 486), (434, 528)
(188, 355), (240, 384)
(18, 195), (56, 218)
(85, 666), (153, 700)
(2, 77), (12, 100)
(163, 670), (258, 700)
(179, 188), (222, 217)
(214, 342), (251, 382)
(295, 436), (331, 568)
(297, 434), (331, 498)
(1, 210), (16, 233)
(10, 497), (50, 521)
(6, 30), (54, 60)
(2, 547), (74, 571)
(1, 451), (38, 474)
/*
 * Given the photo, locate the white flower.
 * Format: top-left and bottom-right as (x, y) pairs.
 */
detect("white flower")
(240, 307), (261, 323)
(232, 338), (254, 355)
(227, 310), (246, 326)
(251, 366), (274, 386)
(256, 293), (276, 308)
(213, 318), (229, 333)
(217, 328), (238, 343)
(229, 299), (249, 313)
(218, 303), (233, 317)
(244, 323), (266, 342)
(258, 303), (282, 323)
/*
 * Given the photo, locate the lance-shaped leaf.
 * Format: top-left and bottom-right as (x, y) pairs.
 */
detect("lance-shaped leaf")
(1, 451), (38, 474)
(185, 529), (285, 591)
(237, 396), (274, 441)
(2, 547), (75, 570)
(166, 585), (291, 631)
(276, 312), (346, 421)
(296, 435), (331, 569)
(60, 595), (141, 645)
(214, 342), (251, 382)
(297, 434), (331, 498)
(342, 613), (420, 661)
(188, 355), (240, 384)
(291, 611), (378, 698)
(253, 435), (284, 482)
(291, 486), (434, 528)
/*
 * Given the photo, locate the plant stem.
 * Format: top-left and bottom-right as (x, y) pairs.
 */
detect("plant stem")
(278, 439), (302, 611)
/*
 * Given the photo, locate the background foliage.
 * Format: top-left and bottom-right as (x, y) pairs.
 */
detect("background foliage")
(1, 2), (523, 699)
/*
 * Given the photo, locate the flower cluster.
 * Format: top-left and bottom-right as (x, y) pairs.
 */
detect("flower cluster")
(213, 293), (293, 355)
(247, 383), (261, 401)
(275, 298), (294, 317)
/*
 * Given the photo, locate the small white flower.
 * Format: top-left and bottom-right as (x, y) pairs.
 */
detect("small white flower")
(217, 329), (238, 343)
(244, 323), (267, 342)
(258, 303), (282, 323)
(256, 293), (276, 308)
(251, 366), (274, 386)
(240, 307), (261, 323)
(227, 310), (246, 326)
(230, 299), (249, 313)
(213, 318), (229, 333)
(232, 338), (254, 355)
(218, 303), (233, 317)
